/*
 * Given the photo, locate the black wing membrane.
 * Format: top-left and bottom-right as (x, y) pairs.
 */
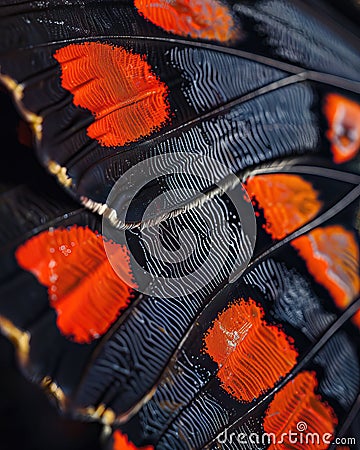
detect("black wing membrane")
(0, 156), (359, 448)
(0, 1), (359, 450)
(126, 188), (360, 448)
(0, 0), (359, 222)
(0, 142), (100, 411)
(0, 183), (97, 402)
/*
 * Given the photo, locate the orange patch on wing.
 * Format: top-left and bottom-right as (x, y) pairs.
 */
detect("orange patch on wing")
(292, 226), (360, 327)
(54, 42), (170, 147)
(324, 94), (360, 163)
(134, 0), (236, 42)
(113, 430), (153, 450)
(204, 298), (298, 402)
(246, 174), (322, 240)
(15, 226), (134, 343)
(264, 371), (337, 450)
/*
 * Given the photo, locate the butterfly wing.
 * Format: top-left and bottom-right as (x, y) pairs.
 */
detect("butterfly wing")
(0, 0), (359, 222)
(123, 164), (360, 448)
(0, 1), (359, 449)
(1, 154), (359, 448)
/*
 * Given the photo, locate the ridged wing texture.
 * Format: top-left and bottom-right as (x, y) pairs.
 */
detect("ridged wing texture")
(1, 157), (359, 448)
(0, 0), (359, 218)
(0, 1), (359, 450)
(120, 165), (360, 449)
(0, 184), (98, 402)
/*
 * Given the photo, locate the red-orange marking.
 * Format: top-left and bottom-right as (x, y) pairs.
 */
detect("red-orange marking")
(113, 430), (153, 450)
(204, 298), (298, 402)
(292, 226), (360, 327)
(264, 371), (337, 450)
(15, 226), (134, 343)
(324, 94), (360, 163)
(54, 42), (170, 147)
(246, 174), (321, 240)
(134, 0), (236, 42)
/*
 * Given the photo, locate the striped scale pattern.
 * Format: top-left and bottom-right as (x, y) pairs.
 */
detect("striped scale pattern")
(234, 0), (360, 80)
(1, 0), (359, 210)
(0, 1), (359, 449)
(74, 192), (253, 412)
